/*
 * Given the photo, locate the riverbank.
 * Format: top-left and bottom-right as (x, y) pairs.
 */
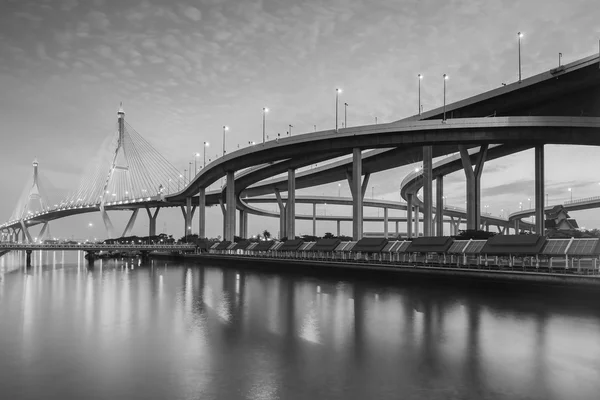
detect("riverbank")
(151, 253), (600, 292)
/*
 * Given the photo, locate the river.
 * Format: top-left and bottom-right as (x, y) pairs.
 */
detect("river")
(1, 251), (599, 399)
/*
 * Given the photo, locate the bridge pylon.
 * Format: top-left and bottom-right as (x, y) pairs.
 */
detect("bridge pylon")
(15, 159), (52, 243)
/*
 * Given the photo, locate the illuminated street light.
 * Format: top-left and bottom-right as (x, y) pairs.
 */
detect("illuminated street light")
(223, 125), (229, 156)
(194, 152), (200, 174)
(518, 32), (524, 82)
(203, 142), (209, 167)
(568, 187), (572, 202)
(344, 102), (348, 127)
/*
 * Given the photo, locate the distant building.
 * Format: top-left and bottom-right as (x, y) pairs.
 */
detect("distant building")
(545, 205), (579, 231)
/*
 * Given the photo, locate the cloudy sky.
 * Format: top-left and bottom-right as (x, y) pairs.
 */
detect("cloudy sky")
(1, 0), (600, 240)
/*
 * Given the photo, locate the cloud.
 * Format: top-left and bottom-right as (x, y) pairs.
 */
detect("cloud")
(182, 6), (202, 22)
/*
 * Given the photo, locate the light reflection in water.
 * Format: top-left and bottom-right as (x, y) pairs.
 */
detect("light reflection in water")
(0, 254), (599, 399)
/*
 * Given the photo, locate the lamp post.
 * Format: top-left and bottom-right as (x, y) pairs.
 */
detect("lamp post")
(222, 125), (228, 156)
(528, 197), (531, 209)
(289, 124), (293, 136)
(519, 201), (522, 211)
(314, 124), (317, 132)
(338, 183), (341, 197)
(418, 74), (423, 115)
(344, 102), (348, 127)
(194, 153), (199, 174)
(335, 88), (341, 131)
(568, 187), (572, 202)
(443, 74), (448, 121)
(518, 32), (523, 82)
(188, 162), (192, 182)
(178, 174), (183, 191)
(203, 142), (209, 167)
(559, 52), (562, 67)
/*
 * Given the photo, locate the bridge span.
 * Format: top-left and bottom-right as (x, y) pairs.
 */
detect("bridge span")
(1, 52), (600, 242)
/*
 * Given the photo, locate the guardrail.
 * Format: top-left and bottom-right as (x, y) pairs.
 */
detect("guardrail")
(0, 243), (196, 250)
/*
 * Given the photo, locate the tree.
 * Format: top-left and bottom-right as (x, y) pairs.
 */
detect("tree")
(323, 232), (334, 239)
(263, 230), (271, 240)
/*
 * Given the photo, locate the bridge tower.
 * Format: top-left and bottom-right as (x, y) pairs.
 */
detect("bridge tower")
(99, 104), (138, 239)
(18, 159), (51, 243)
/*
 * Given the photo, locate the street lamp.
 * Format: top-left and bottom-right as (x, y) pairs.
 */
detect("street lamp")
(528, 197), (531, 209)
(418, 74), (423, 115)
(203, 142), (209, 167)
(188, 162), (192, 182)
(443, 74), (448, 121)
(289, 124), (293, 136)
(344, 102), (348, 127)
(178, 174), (183, 191)
(222, 125), (228, 156)
(335, 88), (342, 131)
(568, 187), (572, 202)
(519, 201), (523, 211)
(262, 108), (268, 143)
(518, 32), (523, 82)
(338, 183), (341, 197)
(194, 153), (199, 174)
(559, 52), (562, 67)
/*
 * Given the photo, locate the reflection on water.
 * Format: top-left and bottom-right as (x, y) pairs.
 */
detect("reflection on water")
(1, 251), (600, 400)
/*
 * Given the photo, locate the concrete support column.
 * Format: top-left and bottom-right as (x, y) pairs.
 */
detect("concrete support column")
(274, 189), (286, 239)
(198, 187), (206, 238)
(145, 207), (160, 237)
(351, 148), (363, 240)
(384, 208), (389, 238)
(514, 219), (520, 234)
(219, 199), (226, 238)
(312, 203), (316, 236)
(395, 220), (399, 236)
(239, 209), (248, 239)
(436, 177), (444, 236)
(414, 206), (420, 237)
(406, 194), (413, 238)
(459, 145), (488, 231)
(535, 145), (545, 235)
(225, 171), (236, 242)
(185, 197), (192, 237)
(337, 220), (341, 237)
(423, 146), (433, 236)
(286, 168), (296, 239)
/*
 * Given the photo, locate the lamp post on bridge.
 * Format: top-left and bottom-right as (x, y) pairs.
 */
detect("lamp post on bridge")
(568, 187), (572, 202)
(418, 74), (423, 115)
(338, 183), (341, 197)
(443, 74), (448, 121)
(188, 162), (192, 183)
(262, 108), (268, 143)
(194, 153), (199, 174)
(203, 142), (209, 167)
(335, 88), (342, 132)
(289, 124), (293, 136)
(222, 125), (229, 157)
(518, 32), (523, 82)
(344, 102), (348, 127)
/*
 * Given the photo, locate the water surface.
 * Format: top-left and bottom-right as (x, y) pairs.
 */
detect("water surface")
(1, 251), (599, 399)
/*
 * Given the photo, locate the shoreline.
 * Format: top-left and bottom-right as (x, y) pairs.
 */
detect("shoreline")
(151, 252), (600, 292)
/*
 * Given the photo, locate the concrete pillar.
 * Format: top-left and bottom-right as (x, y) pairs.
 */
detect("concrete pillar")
(459, 145), (488, 231)
(219, 199), (226, 238)
(286, 168), (296, 239)
(274, 189), (286, 239)
(239, 209), (248, 239)
(122, 209), (139, 237)
(406, 194), (413, 238)
(514, 219), (520, 234)
(395, 220), (399, 236)
(535, 145), (545, 235)
(185, 197), (192, 237)
(423, 146), (433, 236)
(145, 207), (160, 237)
(351, 148), (363, 240)
(436, 176), (444, 236)
(384, 208), (389, 238)
(225, 171), (236, 242)
(337, 220), (341, 237)
(312, 203), (316, 236)
(414, 206), (420, 237)
(198, 187), (206, 238)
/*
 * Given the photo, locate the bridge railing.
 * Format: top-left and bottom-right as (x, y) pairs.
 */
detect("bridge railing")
(0, 243), (196, 250)
(564, 196), (600, 206)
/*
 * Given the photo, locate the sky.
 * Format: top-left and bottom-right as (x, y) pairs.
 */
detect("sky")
(1, 0), (600, 240)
